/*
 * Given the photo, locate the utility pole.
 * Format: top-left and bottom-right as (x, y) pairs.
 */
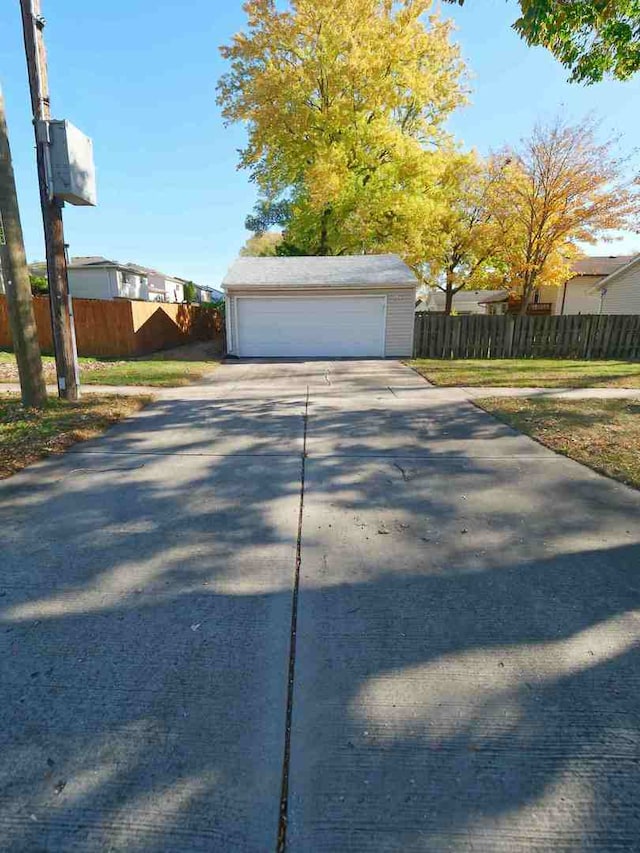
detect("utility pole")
(0, 84), (47, 408)
(19, 0), (79, 401)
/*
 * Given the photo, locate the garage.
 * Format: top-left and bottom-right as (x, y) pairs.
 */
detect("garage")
(223, 255), (417, 359)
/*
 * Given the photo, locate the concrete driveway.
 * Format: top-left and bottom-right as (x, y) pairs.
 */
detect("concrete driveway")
(2, 360), (640, 851)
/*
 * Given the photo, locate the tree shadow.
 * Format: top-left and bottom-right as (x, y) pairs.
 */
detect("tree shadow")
(1, 386), (639, 850)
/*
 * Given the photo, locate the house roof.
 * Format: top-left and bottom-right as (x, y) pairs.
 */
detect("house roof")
(125, 262), (182, 281)
(68, 256), (112, 267)
(30, 256), (137, 274)
(223, 254), (417, 289)
(595, 253), (640, 290)
(570, 255), (636, 278)
(476, 290), (511, 305)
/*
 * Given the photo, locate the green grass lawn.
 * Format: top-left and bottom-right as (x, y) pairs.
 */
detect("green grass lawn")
(410, 358), (640, 388)
(0, 350), (219, 387)
(476, 397), (640, 490)
(0, 394), (150, 479)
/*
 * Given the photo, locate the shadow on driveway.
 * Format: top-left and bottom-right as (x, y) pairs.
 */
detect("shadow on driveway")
(0, 389), (638, 850)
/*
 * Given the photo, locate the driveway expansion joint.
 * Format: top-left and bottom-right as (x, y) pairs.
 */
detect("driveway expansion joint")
(277, 385), (309, 853)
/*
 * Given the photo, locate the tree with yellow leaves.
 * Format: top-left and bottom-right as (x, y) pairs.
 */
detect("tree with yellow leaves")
(240, 232), (283, 256)
(217, 0), (467, 256)
(487, 117), (640, 313)
(415, 151), (507, 314)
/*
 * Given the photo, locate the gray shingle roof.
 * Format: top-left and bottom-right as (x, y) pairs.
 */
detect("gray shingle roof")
(223, 254), (417, 288)
(571, 255), (636, 277)
(596, 253), (640, 290)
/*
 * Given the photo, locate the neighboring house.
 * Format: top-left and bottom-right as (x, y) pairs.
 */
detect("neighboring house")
(478, 292), (555, 316)
(29, 257), (149, 301)
(547, 255), (637, 315)
(27, 257), (194, 303)
(133, 265), (185, 303)
(193, 285), (224, 304)
(223, 254), (417, 358)
(416, 289), (509, 315)
(597, 254), (640, 314)
(414, 256), (638, 318)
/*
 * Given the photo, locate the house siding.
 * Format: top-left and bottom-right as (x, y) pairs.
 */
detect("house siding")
(554, 276), (604, 315)
(117, 270), (148, 300)
(601, 262), (640, 315)
(66, 268), (114, 300)
(65, 268), (149, 301)
(225, 285), (415, 357)
(563, 281), (602, 315)
(147, 272), (185, 303)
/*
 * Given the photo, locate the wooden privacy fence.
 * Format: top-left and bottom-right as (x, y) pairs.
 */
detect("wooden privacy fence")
(0, 296), (225, 358)
(414, 313), (640, 360)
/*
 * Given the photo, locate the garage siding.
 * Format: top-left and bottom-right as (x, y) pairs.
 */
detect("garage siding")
(601, 262), (640, 315)
(225, 294), (237, 354)
(226, 286), (415, 357)
(384, 289), (415, 356)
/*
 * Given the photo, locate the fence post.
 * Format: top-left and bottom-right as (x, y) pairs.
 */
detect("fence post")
(504, 315), (515, 358)
(582, 316), (593, 359)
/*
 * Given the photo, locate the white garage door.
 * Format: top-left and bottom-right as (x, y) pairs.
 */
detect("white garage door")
(236, 296), (386, 357)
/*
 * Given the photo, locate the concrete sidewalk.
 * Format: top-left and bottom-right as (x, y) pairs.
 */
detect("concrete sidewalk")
(463, 385), (640, 399)
(0, 382), (160, 397)
(1, 359), (640, 851)
(3, 379), (640, 401)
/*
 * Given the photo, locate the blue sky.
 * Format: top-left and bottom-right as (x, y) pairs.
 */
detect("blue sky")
(0, 0), (638, 288)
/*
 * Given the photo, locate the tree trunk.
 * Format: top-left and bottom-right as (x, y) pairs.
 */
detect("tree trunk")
(444, 268), (455, 315)
(0, 85), (47, 408)
(318, 206), (331, 256)
(519, 277), (533, 315)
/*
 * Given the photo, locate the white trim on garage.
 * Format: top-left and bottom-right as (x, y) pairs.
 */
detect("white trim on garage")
(233, 294), (388, 358)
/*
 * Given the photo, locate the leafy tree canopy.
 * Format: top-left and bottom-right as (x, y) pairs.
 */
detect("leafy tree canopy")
(240, 232), (284, 256)
(486, 116), (640, 310)
(182, 281), (198, 303)
(29, 275), (48, 296)
(244, 199), (291, 234)
(446, 0), (640, 83)
(416, 151), (507, 312)
(218, 0), (467, 256)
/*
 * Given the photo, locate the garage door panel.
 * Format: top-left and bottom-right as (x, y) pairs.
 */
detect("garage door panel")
(237, 297), (386, 357)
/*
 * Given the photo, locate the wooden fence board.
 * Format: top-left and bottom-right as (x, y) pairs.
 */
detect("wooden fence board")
(0, 295), (225, 358)
(413, 313), (640, 361)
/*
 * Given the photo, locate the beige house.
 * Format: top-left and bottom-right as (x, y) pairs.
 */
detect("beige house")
(223, 255), (416, 358)
(541, 255), (637, 315)
(416, 289), (509, 315)
(598, 254), (640, 314)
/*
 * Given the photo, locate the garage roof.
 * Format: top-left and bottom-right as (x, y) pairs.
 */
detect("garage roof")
(223, 254), (417, 289)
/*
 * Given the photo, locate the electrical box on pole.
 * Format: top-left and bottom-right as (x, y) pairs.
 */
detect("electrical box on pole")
(48, 120), (97, 207)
